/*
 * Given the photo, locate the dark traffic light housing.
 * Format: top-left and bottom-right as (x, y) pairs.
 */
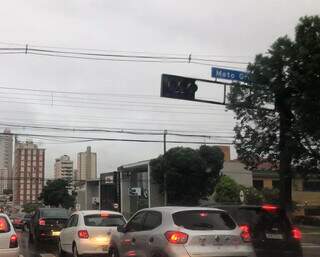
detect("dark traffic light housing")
(161, 74), (198, 101)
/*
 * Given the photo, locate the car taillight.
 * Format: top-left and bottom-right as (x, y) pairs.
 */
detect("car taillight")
(165, 231), (188, 244)
(39, 219), (45, 226)
(240, 224), (251, 242)
(9, 234), (18, 248)
(78, 230), (89, 239)
(291, 227), (302, 240)
(262, 204), (278, 212)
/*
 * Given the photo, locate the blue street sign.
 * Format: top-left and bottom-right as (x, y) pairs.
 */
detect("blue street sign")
(211, 67), (248, 82)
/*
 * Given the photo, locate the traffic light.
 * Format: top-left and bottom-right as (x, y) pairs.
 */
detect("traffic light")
(161, 74), (198, 101)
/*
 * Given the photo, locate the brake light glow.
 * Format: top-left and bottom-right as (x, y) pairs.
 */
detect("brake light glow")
(262, 204), (278, 212)
(240, 224), (251, 242)
(199, 212), (208, 217)
(78, 230), (89, 239)
(0, 218), (8, 231)
(101, 211), (109, 217)
(165, 231), (188, 244)
(291, 227), (302, 240)
(9, 234), (18, 248)
(39, 219), (46, 226)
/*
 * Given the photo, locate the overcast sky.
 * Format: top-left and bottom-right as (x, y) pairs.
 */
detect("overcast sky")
(0, 0), (319, 178)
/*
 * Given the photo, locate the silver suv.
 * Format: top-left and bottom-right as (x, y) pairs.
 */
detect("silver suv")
(109, 207), (255, 257)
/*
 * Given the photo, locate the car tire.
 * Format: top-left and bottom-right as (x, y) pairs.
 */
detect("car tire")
(58, 241), (66, 257)
(109, 245), (119, 257)
(73, 243), (81, 257)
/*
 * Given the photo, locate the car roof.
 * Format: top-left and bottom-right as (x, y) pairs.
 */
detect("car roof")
(140, 206), (226, 214)
(74, 210), (123, 216)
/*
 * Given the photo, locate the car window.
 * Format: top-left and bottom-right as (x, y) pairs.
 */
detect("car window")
(71, 215), (79, 227)
(126, 212), (146, 232)
(144, 211), (162, 230)
(172, 210), (236, 230)
(40, 209), (69, 218)
(66, 215), (75, 228)
(84, 214), (125, 227)
(0, 216), (10, 233)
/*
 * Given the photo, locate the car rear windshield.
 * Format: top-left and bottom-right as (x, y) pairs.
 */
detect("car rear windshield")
(221, 207), (292, 237)
(84, 214), (126, 227)
(41, 209), (69, 219)
(172, 210), (236, 230)
(0, 216), (10, 233)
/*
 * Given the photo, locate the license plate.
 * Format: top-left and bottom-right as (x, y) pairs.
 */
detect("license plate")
(265, 233), (283, 239)
(52, 231), (61, 236)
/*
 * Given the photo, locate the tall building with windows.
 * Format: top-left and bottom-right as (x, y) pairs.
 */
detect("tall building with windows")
(54, 155), (74, 181)
(77, 146), (97, 180)
(13, 141), (45, 207)
(0, 129), (13, 192)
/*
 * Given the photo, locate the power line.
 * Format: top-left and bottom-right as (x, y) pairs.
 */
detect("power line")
(3, 132), (233, 145)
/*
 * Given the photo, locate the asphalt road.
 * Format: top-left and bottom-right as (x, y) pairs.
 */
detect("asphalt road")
(16, 229), (320, 257)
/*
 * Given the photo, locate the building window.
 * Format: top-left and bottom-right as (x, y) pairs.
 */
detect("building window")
(272, 180), (280, 189)
(253, 180), (264, 190)
(303, 181), (320, 192)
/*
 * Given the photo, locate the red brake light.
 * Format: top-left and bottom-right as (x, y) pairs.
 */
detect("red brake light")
(9, 234), (18, 248)
(0, 218), (8, 231)
(199, 212), (208, 217)
(262, 204), (278, 212)
(291, 227), (302, 240)
(39, 219), (46, 226)
(240, 224), (251, 242)
(78, 230), (89, 239)
(165, 231), (188, 244)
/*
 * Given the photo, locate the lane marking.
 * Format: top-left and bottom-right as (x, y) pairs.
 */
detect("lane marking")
(302, 243), (320, 248)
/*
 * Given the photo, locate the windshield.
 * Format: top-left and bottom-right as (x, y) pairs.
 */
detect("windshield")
(172, 210), (236, 230)
(84, 214), (125, 227)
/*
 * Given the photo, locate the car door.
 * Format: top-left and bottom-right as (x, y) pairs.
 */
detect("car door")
(120, 211), (147, 257)
(61, 215), (76, 253)
(141, 211), (162, 257)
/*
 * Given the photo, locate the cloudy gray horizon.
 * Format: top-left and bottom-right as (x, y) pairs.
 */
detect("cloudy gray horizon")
(0, 0), (319, 178)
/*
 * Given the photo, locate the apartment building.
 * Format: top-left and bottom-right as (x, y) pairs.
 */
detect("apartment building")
(13, 141), (45, 207)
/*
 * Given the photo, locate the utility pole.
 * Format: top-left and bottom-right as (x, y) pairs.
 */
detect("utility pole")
(163, 130), (167, 206)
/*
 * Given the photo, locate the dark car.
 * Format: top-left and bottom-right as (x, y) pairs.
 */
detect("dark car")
(204, 204), (303, 257)
(11, 213), (25, 229)
(29, 208), (69, 243)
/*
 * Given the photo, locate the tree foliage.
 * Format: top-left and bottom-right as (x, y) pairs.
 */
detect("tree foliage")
(214, 176), (240, 203)
(150, 145), (224, 205)
(228, 15), (320, 173)
(39, 179), (75, 209)
(22, 202), (43, 213)
(227, 16), (320, 206)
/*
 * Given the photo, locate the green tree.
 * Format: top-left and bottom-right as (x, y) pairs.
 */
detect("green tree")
(150, 146), (224, 205)
(22, 202), (43, 213)
(39, 179), (75, 209)
(227, 16), (320, 209)
(214, 176), (240, 203)
(242, 186), (263, 205)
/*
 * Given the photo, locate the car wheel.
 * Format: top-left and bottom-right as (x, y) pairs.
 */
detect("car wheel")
(109, 245), (119, 257)
(73, 243), (81, 257)
(58, 241), (66, 257)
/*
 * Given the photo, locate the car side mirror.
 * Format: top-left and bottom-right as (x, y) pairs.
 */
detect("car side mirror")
(117, 224), (127, 233)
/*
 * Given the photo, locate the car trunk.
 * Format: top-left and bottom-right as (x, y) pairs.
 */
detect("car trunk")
(183, 230), (244, 257)
(85, 226), (118, 246)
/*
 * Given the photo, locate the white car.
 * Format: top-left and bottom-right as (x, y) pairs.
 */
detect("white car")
(59, 210), (126, 257)
(0, 213), (19, 257)
(110, 207), (256, 257)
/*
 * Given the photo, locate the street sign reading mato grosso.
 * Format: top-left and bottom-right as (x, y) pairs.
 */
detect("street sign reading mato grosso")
(211, 67), (248, 83)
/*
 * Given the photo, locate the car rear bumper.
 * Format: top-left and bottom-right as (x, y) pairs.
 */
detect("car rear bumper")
(0, 247), (20, 257)
(77, 239), (110, 255)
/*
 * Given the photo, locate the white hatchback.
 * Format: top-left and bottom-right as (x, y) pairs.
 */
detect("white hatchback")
(59, 210), (126, 257)
(0, 213), (19, 257)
